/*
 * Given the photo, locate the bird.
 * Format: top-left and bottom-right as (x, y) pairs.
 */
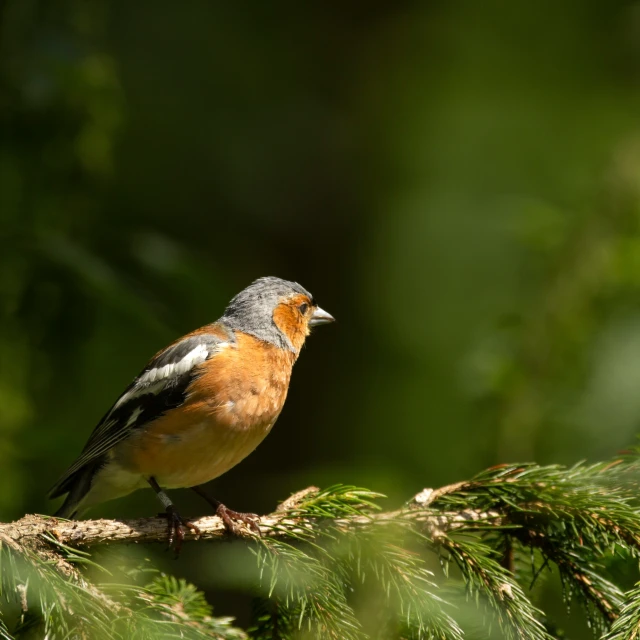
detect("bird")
(49, 276), (335, 546)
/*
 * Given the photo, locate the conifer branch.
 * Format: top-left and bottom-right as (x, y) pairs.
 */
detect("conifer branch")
(3, 457), (640, 639)
(0, 493), (500, 550)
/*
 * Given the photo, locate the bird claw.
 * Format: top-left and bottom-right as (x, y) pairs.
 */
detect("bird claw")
(162, 506), (201, 554)
(215, 504), (261, 536)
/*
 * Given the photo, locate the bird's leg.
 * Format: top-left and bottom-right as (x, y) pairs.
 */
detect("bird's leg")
(191, 485), (261, 536)
(148, 477), (201, 552)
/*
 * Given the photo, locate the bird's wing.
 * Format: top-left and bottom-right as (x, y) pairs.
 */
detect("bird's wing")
(48, 328), (233, 498)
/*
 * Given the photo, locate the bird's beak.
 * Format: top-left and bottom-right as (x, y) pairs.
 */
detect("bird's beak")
(309, 306), (335, 327)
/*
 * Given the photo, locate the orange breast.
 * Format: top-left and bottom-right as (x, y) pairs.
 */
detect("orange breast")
(115, 333), (296, 488)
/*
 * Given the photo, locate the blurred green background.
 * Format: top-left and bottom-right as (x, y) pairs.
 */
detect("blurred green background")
(3, 0), (640, 635)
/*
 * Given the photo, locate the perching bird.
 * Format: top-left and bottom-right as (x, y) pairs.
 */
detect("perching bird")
(49, 277), (334, 545)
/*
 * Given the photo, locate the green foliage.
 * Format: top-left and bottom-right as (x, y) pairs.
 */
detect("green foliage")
(430, 461), (640, 634)
(3, 460), (640, 638)
(139, 574), (247, 639)
(243, 460), (640, 638)
(248, 487), (461, 640)
(604, 583), (640, 640)
(0, 539), (247, 639)
(437, 535), (549, 640)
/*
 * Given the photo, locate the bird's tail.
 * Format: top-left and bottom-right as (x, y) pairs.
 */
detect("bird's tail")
(50, 462), (101, 519)
(54, 492), (82, 519)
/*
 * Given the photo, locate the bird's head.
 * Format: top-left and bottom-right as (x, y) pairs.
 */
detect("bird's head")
(222, 276), (335, 352)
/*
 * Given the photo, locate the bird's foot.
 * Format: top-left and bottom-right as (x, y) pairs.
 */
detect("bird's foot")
(216, 503), (261, 536)
(162, 505), (201, 553)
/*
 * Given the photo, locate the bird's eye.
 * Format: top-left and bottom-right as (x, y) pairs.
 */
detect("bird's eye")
(298, 302), (309, 315)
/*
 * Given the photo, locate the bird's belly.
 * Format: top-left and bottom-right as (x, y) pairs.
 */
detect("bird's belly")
(115, 414), (278, 489)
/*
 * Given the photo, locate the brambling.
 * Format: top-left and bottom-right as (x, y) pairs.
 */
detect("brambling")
(49, 277), (334, 545)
